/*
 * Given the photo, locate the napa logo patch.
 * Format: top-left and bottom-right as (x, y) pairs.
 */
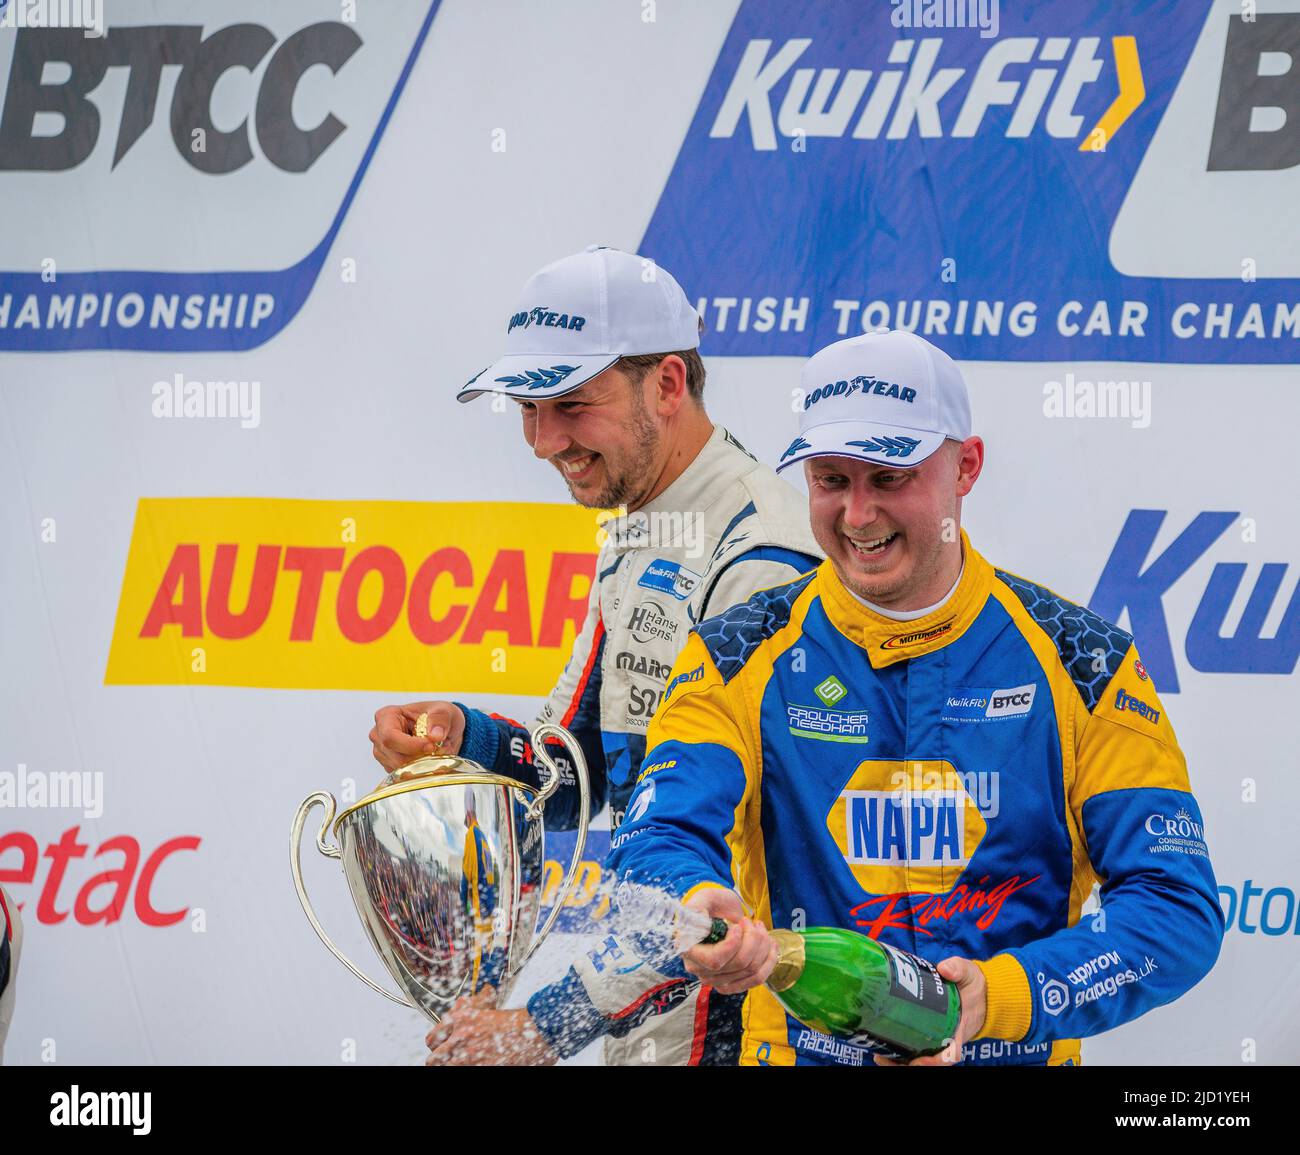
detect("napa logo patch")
(827, 761), (988, 896)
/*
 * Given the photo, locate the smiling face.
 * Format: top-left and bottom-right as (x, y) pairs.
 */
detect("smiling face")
(516, 366), (663, 509)
(804, 437), (984, 610)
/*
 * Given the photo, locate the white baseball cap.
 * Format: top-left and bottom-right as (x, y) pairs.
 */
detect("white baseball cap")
(457, 245), (702, 403)
(776, 330), (972, 472)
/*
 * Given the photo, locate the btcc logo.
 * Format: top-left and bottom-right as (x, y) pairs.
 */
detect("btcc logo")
(988, 684), (1035, 717)
(637, 559), (702, 601)
(0, 22), (362, 173)
(942, 684), (1036, 723)
(1209, 15), (1300, 173)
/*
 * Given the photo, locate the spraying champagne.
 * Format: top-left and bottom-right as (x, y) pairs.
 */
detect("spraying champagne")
(618, 885), (960, 1061)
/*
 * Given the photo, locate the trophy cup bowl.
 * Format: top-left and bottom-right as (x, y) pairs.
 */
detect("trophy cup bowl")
(290, 722), (590, 1022)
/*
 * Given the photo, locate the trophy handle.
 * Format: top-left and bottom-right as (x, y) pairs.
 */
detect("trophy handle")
(290, 791), (413, 1010)
(513, 723), (591, 974)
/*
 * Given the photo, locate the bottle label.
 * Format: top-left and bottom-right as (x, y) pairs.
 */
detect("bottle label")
(880, 942), (949, 1015)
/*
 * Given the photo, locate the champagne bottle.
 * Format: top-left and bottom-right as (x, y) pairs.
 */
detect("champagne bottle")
(615, 885), (958, 1060)
(765, 926), (960, 1060)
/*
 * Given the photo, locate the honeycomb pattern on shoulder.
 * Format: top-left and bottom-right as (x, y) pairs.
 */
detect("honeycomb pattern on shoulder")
(695, 571), (817, 683)
(995, 569), (1132, 712)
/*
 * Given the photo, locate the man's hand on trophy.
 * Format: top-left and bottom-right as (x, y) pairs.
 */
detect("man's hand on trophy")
(370, 701), (466, 773)
(680, 887), (778, 995)
(424, 987), (559, 1066)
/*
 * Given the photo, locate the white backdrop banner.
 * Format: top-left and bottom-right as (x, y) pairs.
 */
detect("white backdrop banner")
(0, 0), (1296, 1065)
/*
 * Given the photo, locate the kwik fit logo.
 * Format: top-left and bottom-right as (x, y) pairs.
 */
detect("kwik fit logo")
(1090, 510), (1299, 692)
(0, 0), (443, 352)
(709, 26), (1144, 151)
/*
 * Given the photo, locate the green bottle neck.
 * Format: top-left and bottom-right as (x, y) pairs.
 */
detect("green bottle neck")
(767, 930), (806, 992)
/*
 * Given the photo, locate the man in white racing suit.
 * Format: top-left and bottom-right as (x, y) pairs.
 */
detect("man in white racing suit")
(370, 246), (819, 1064)
(0, 885), (21, 1064)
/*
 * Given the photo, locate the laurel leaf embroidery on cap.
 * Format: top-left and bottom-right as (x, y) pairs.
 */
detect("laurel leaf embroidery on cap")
(846, 436), (922, 458)
(495, 364), (580, 390)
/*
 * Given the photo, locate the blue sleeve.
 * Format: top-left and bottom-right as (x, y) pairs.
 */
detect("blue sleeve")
(454, 701), (607, 832)
(605, 738), (747, 899)
(986, 658), (1225, 1046)
(604, 632), (754, 899)
(527, 955), (698, 1059)
(1006, 785), (1224, 1044)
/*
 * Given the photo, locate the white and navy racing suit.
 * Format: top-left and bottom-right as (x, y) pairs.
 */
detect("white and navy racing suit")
(0, 885), (21, 1063)
(453, 425), (821, 1064)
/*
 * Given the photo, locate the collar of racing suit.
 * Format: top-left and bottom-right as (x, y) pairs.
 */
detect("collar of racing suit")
(631, 423), (739, 519)
(817, 528), (994, 669)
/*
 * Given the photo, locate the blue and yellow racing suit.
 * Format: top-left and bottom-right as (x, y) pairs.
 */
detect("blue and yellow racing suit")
(607, 532), (1224, 1066)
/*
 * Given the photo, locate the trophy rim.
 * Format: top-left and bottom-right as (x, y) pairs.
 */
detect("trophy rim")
(333, 768), (540, 833)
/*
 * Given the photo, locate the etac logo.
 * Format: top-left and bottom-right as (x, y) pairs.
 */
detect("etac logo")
(0, 0), (443, 352)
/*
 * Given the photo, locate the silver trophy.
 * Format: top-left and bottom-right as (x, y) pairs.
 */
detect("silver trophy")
(290, 721), (590, 1021)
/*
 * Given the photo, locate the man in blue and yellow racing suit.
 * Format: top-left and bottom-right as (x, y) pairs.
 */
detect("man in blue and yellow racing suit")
(607, 330), (1224, 1066)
